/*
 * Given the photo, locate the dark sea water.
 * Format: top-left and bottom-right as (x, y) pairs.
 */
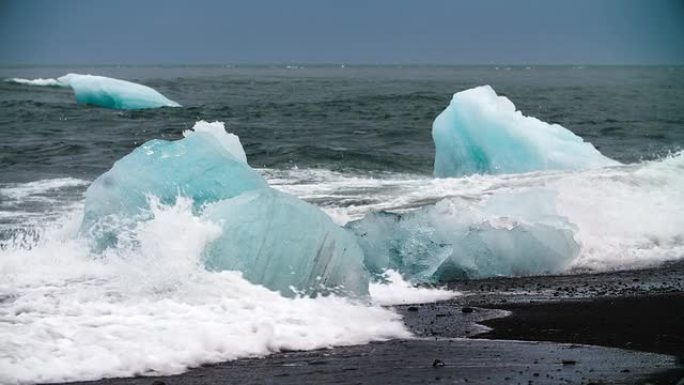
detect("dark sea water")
(2, 65), (683, 183)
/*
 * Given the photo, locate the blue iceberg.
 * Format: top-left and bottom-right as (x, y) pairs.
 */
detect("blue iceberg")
(203, 188), (369, 297)
(81, 121), (369, 297)
(81, 121), (266, 242)
(6, 73), (180, 109)
(433, 85), (619, 177)
(59, 74), (181, 109)
(348, 190), (579, 282)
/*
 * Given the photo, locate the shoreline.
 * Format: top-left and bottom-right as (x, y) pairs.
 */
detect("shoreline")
(50, 261), (684, 385)
(475, 293), (684, 385)
(61, 338), (679, 385)
(477, 293), (684, 358)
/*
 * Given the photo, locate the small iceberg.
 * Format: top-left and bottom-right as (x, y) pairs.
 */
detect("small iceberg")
(433, 85), (619, 177)
(81, 121), (369, 297)
(6, 73), (180, 110)
(348, 190), (579, 282)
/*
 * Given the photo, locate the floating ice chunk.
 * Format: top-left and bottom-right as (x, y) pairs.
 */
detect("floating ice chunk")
(433, 85), (619, 177)
(6, 74), (180, 109)
(56, 73), (180, 109)
(348, 190), (579, 282)
(81, 121), (266, 244)
(203, 188), (369, 297)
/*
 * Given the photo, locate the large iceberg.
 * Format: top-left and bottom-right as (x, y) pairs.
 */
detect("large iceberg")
(81, 121), (266, 244)
(433, 85), (619, 177)
(347, 190), (579, 282)
(6, 73), (180, 109)
(81, 121), (369, 297)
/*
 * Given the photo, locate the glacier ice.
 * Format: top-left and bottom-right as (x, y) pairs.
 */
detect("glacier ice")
(347, 190), (580, 282)
(6, 73), (180, 109)
(203, 188), (369, 297)
(59, 74), (181, 109)
(80, 121), (370, 297)
(80, 121), (267, 245)
(433, 85), (619, 177)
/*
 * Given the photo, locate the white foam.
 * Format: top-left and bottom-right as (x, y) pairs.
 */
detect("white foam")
(0, 178), (89, 244)
(554, 153), (684, 270)
(0, 177), (89, 202)
(262, 168), (435, 224)
(0, 200), (409, 385)
(5, 77), (67, 87)
(262, 152), (684, 272)
(370, 270), (459, 306)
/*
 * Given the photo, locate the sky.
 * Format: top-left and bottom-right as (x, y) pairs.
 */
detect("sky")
(0, 0), (682, 65)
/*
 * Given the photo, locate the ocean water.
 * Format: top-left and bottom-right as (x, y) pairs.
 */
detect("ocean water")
(1, 65), (683, 383)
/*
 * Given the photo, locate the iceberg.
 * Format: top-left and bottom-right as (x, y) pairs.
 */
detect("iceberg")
(347, 190), (579, 282)
(59, 73), (181, 109)
(81, 121), (370, 297)
(81, 121), (266, 243)
(6, 73), (180, 109)
(433, 85), (619, 177)
(203, 188), (369, 297)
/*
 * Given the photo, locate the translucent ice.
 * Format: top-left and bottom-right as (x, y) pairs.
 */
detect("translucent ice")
(80, 121), (370, 297)
(433, 85), (619, 177)
(203, 188), (369, 297)
(348, 190), (580, 282)
(59, 73), (180, 109)
(80, 121), (266, 243)
(7, 73), (180, 109)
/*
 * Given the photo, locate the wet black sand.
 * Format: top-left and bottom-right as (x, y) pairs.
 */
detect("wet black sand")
(62, 339), (677, 385)
(474, 294), (684, 385)
(477, 294), (684, 358)
(54, 261), (684, 385)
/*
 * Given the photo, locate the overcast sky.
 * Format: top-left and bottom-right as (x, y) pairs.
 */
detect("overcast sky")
(1, 0), (682, 65)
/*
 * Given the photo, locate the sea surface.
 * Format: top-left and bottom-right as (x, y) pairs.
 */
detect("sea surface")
(1, 65), (683, 384)
(2, 65), (683, 235)
(2, 65), (684, 180)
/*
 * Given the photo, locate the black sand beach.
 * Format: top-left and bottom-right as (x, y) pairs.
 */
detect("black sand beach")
(55, 261), (684, 385)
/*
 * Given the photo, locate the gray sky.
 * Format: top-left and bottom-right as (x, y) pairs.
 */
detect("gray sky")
(1, 0), (682, 65)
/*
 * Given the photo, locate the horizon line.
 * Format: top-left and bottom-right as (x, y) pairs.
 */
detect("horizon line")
(1, 62), (683, 67)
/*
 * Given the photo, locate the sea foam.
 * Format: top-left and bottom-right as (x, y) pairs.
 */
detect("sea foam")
(267, 153), (684, 276)
(2, 171), (469, 384)
(0, 198), (410, 385)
